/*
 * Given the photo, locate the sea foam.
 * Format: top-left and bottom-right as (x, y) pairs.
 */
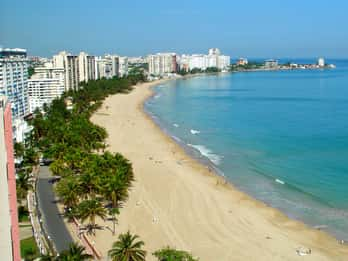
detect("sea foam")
(190, 129), (200, 135)
(188, 144), (223, 165)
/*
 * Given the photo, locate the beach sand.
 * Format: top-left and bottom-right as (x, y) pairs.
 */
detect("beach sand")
(90, 80), (348, 260)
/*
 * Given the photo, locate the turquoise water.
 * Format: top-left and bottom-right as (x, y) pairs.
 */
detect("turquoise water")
(144, 60), (348, 240)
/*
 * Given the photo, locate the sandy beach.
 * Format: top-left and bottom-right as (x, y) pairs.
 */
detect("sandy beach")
(90, 80), (348, 260)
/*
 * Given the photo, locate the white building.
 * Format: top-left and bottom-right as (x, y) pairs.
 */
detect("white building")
(95, 56), (113, 79)
(27, 63), (65, 113)
(318, 57), (325, 67)
(0, 48), (29, 119)
(110, 56), (120, 77)
(119, 57), (128, 77)
(148, 53), (177, 76)
(178, 48), (230, 72)
(95, 55), (128, 79)
(264, 59), (278, 69)
(53, 51), (79, 90)
(237, 58), (248, 66)
(78, 52), (96, 83)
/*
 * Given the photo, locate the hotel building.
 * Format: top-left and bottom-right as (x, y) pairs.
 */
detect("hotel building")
(148, 53), (177, 76)
(0, 48), (29, 119)
(119, 56), (129, 77)
(53, 51), (79, 90)
(27, 63), (65, 113)
(78, 52), (96, 82)
(95, 56), (113, 79)
(178, 48), (230, 72)
(0, 96), (20, 261)
(95, 55), (128, 79)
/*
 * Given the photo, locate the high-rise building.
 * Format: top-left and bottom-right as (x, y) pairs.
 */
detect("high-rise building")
(0, 96), (20, 261)
(53, 51), (79, 90)
(110, 56), (120, 77)
(118, 57), (128, 77)
(178, 49), (230, 72)
(78, 52), (96, 82)
(95, 56), (113, 79)
(27, 63), (65, 113)
(95, 55), (128, 79)
(148, 53), (177, 76)
(0, 48), (29, 119)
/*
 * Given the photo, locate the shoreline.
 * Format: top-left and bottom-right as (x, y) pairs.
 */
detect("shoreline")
(91, 79), (348, 260)
(144, 75), (347, 241)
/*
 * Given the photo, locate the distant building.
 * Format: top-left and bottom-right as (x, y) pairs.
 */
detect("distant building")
(95, 55), (128, 79)
(148, 53), (177, 76)
(95, 56), (112, 79)
(110, 56), (120, 77)
(0, 96), (20, 261)
(119, 57), (128, 77)
(128, 56), (146, 64)
(78, 52), (96, 82)
(53, 51), (79, 90)
(208, 48), (221, 56)
(264, 59), (278, 69)
(0, 48), (29, 119)
(178, 48), (230, 72)
(318, 57), (325, 67)
(28, 63), (65, 113)
(237, 58), (248, 66)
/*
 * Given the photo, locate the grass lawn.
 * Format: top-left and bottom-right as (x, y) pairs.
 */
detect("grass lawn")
(20, 236), (39, 260)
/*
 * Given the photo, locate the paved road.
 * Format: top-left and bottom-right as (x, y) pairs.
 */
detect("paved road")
(37, 166), (73, 252)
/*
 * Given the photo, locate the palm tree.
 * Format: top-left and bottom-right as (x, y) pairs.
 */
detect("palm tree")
(16, 170), (31, 201)
(56, 176), (80, 209)
(77, 199), (106, 235)
(57, 242), (92, 260)
(108, 231), (146, 261)
(78, 171), (100, 200)
(101, 174), (129, 208)
(108, 207), (120, 235)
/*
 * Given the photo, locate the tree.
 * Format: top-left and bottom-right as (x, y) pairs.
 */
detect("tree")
(153, 247), (199, 261)
(99, 152), (134, 208)
(101, 173), (129, 208)
(28, 66), (35, 78)
(16, 170), (32, 201)
(77, 199), (107, 235)
(14, 142), (25, 158)
(108, 231), (146, 261)
(56, 176), (80, 209)
(108, 207), (120, 235)
(57, 242), (92, 260)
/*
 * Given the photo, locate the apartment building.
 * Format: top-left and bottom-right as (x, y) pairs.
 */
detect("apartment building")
(0, 96), (20, 261)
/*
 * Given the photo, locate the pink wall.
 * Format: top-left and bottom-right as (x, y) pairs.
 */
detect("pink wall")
(4, 103), (20, 261)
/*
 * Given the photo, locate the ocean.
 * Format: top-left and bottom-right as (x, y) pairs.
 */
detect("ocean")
(144, 59), (348, 240)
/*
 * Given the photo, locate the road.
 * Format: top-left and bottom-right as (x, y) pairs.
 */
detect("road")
(36, 166), (73, 252)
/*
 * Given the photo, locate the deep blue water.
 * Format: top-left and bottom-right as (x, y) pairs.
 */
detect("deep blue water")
(145, 59), (348, 240)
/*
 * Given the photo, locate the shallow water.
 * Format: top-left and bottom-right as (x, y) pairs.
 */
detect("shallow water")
(145, 59), (348, 240)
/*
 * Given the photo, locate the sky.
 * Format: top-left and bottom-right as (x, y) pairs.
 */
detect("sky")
(1, 0), (348, 58)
